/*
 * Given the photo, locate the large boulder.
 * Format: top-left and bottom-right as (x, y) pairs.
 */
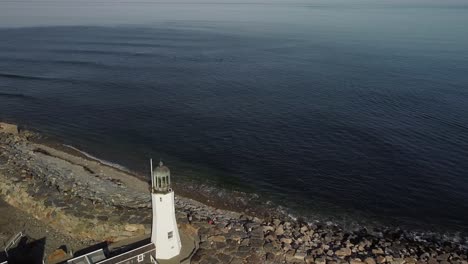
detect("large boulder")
(280, 237), (293, 245)
(275, 226), (285, 236)
(376, 256), (386, 263)
(335, 247), (352, 257)
(208, 235), (227, 243)
(391, 258), (405, 264)
(0, 122), (19, 135)
(304, 255), (314, 264)
(350, 258), (366, 264)
(315, 257), (326, 264)
(294, 251), (306, 260)
(263, 225), (275, 233)
(372, 248), (385, 255)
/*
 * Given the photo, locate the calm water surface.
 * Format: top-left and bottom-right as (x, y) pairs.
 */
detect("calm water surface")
(1, 2), (468, 235)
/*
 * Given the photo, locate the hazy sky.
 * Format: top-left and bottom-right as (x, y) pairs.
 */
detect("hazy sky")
(1, 0), (467, 28)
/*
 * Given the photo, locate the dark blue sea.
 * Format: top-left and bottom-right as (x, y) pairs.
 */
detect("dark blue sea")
(1, 1), (468, 237)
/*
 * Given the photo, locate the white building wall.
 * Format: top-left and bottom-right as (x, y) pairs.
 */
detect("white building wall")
(151, 191), (182, 259)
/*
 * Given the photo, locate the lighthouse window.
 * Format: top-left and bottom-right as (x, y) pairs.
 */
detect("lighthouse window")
(160, 197), (162, 202)
(168, 231), (173, 239)
(137, 254), (144, 262)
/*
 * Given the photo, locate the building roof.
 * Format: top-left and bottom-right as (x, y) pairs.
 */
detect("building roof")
(65, 241), (156, 264)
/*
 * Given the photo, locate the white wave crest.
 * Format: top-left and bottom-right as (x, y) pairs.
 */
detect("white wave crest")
(63, 144), (130, 172)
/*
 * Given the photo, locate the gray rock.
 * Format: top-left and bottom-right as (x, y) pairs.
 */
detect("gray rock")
(376, 256), (386, 264)
(373, 248), (385, 255)
(294, 251), (306, 260)
(304, 255), (314, 264)
(276, 226), (285, 236)
(265, 252), (275, 262)
(281, 237), (293, 245)
(350, 258), (366, 264)
(273, 219), (281, 226)
(335, 247), (352, 257)
(315, 257), (326, 264)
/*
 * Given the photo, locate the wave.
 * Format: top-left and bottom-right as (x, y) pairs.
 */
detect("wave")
(48, 48), (215, 62)
(0, 91), (35, 100)
(0, 71), (103, 86)
(55, 40), (173, 49)
(51, 48), (143, 57)
(0, 92), (26, 98)
(0, 73), (51, 81)
(0, 72), (83, 85)
(62, 144), (131, 173)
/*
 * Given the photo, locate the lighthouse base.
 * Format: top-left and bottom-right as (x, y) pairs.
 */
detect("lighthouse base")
(151, 191), (182, 260)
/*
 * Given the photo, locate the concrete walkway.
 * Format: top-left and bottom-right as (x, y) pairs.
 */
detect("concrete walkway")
(157, 231), (198, 264)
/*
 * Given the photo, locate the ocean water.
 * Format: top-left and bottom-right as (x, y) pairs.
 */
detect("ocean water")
(1, 2), (468, 235)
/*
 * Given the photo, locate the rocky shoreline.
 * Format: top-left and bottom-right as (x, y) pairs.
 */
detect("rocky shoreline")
(0, 122), (467, 264)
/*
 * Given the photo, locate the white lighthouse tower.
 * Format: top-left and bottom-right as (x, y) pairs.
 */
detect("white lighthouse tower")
(150, 160), (182, 260)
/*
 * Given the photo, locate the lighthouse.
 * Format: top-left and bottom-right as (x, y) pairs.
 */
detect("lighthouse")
(150, 160), (182, 260)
